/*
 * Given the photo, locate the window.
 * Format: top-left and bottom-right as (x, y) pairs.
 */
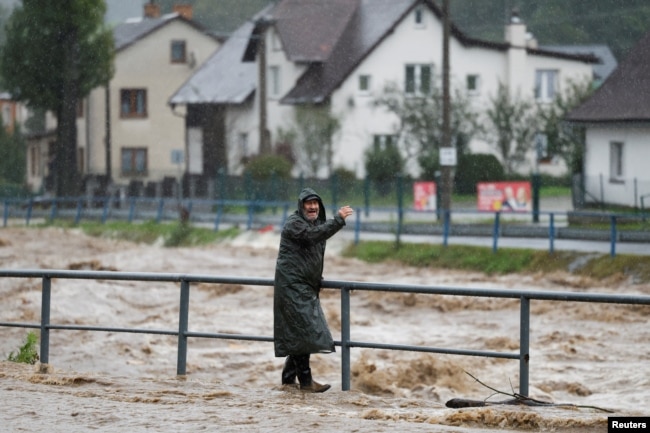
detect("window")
(120, 89), (147, 118)
(535, 70), (557, 102)
(121, 147), (148, 176)
(609, 141), (624, 181)
(269, 65), (281, 98)
(414, 6), (425, 27)
(77, 147), (84, 174)
(171, 40), (186, 63)
(239, 133), (249, 157)
(405, 64), (432, 95)
(466, 74), (480, 95)
(358, 74), (371, 93)
(373, 134), (396, 150)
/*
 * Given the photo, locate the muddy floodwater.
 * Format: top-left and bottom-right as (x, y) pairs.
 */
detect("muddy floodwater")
(1, 227), (648, 432)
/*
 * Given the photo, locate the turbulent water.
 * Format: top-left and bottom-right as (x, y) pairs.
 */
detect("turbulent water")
(1, 227), (648, 432)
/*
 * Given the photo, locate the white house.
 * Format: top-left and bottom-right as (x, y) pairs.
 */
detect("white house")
(567, 30), (650, 209)
(170, 0), (597, 184)
(25, 3), (221, 196)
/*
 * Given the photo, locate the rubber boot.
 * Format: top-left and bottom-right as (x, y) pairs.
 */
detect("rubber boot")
(295, 354), (331, 393)
(281, 355), (297, 385)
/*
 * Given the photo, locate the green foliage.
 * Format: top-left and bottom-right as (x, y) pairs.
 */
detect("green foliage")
(7, 331), (39, 364)
(483, 83), (538, 175)
(332, 167), (357, 195)
(244, 154), (292, 180)
(373, 82), (479, 180)
(343, 241), (650, 283)
(293, 105), (341, 176)
(1, 0), (115, 197)
(364, 137), (404, 196)
(0, 125), (25, 185)
(453, 153), (505, 194)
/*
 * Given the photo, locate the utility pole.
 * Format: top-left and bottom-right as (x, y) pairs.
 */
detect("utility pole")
(440, 0), (453, 212)
(257, 18), (271, 154)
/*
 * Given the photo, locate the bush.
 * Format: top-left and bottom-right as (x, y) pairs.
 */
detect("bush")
(331, 167), (357, 194)
(244, 154), (293, 202)
(364, 141), (404, 196)
(454, 153), (505, 194)
(7, 331), (39, 364)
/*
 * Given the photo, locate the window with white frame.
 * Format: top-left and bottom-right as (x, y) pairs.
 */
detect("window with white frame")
(358, 74), (371, 94)
(373, 134), (397, 150)
(609, 141), (624, 181)
(466, 74), (480, 95)
(405, 64), (432, 96)
(269, 65), (281, 98)
(535, 69), (558, 102)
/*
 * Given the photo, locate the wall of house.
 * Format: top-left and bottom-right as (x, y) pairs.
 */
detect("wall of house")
(584, 125), (650, 207)
(324, 6), (592, 179)
(78, 19), (220, 190)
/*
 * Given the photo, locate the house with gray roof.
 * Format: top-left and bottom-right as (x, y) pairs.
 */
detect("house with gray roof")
(170, 0), (598, 185)
(566, 30), (650, 209)
(25, 3), (220, 196)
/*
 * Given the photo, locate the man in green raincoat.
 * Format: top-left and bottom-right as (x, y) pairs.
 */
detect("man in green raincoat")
(274, 187), (354, 392)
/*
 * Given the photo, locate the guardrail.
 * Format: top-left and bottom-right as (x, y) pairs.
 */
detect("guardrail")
(3, 196), (649, 257)
(1, 269), (649, 395)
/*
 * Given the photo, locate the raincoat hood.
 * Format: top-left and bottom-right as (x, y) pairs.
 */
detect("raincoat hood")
(298, 187), (326, 223)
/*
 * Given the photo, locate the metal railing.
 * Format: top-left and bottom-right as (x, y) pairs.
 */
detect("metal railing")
(1, 269), (649, 395)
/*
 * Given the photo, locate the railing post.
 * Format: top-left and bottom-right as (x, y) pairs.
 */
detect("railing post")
(26, 198), (33, 226)
(610, 215), (617, 257)
(40, 277), (51, 367)
(492, 212), (500, 253)
(75, 199), (83, 224)
(177, 279), (190, 376)
(519, 296), (530, 397)
(128, 198), (136, 223)
(354, 208), (361, 245)
(341, 286), (351, 391)
(549, 213), (555, 254)
(156, 198), (165, 223)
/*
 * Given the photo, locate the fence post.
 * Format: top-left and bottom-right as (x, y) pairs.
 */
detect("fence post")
(354, 208), (361, 245)
(156, 198), (165, 223)
(26, 198), (33, 226)
(519, 296), (530, 397)
(74, 199), (83, 224)
(341, 286), (351, 391)
(610, 215), (617, 258)
(177, 279), (190, 376)
(40, 276), (51, 367)
(549, 213), (555, 254)
(492, 212), (500, 253)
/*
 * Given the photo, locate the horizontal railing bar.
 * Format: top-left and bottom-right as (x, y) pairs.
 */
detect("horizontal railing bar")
(1, 269), (648, 305)
(186, 331), (274, 342)
(0, 321), (39, 329)
(346, 340), (520, 359)
(48, 325), (178, 336)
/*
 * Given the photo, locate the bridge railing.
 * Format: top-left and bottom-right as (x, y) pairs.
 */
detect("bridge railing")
(1, 269), (649, 395)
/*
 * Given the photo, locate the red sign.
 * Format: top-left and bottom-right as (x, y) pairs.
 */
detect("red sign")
(413, 181), (437, 211)
(477, 181), (531, 212)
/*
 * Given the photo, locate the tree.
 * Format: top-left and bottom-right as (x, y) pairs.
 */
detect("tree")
(0, 0), (114, 197)
(0, 124), (25, 186)
(373, 82), (479, 180)
(536, 78), (593, 174)
(293, 105), (340, 178)
(483, 83), (538, 175)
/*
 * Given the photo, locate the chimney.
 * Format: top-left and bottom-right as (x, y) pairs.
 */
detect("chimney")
(144, 2), (161, 19)
(173, 4), (193, 21)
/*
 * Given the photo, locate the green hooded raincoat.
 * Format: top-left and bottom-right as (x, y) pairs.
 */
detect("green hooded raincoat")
(273, 188), (346, 357)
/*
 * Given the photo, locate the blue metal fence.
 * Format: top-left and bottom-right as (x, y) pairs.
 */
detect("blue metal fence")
(1, 269), (649, 395)
(3, 196), (649, 257)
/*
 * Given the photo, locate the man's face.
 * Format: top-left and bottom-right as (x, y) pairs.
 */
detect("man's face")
(303, 199), (319, 221)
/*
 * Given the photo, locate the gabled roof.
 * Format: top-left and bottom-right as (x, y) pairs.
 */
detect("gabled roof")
(112, 13), (213, 52)
(279, 0), (598, 104)
(567, 30), (650, 123)
(169, 5), (273, 105)
(541, 44), (617, 82)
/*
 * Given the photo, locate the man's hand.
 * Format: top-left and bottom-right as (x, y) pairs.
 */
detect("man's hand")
(338, 205), (354, 220)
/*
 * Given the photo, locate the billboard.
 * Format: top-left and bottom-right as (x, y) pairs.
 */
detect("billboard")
(477, 181), (531, 212)
(413, 181), (437, 211)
